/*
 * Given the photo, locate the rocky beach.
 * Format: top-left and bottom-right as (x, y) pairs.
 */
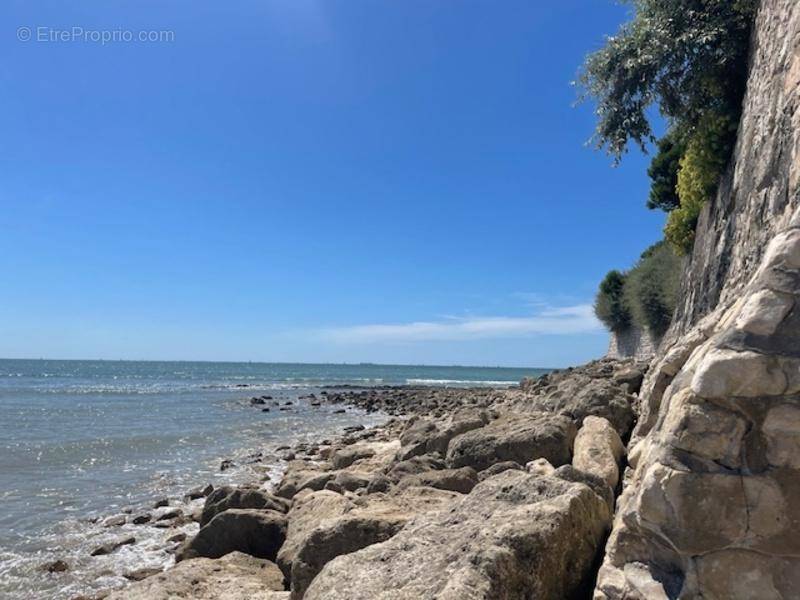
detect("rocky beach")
(70, 357), (644, 599)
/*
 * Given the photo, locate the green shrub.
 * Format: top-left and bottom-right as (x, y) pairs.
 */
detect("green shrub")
(625, 242), (682, 337)
(594, 270), (631, 332)
(647, 129), (686, 212)
(665, 112), (738, 253)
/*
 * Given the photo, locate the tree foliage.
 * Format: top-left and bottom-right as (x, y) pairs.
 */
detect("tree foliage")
(665, 112), (738, 252)
(578, 0), (756, 160)
(595, 243), (682, 338)
(647, 129), (685, 212)
(594, 270), (631, 333)
(624, 241), (681, 337)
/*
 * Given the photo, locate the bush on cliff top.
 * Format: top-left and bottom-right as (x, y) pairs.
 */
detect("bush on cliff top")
(594, 270), (631, 333)
(625, 242), (681, 337)
(595, 242), (681, 339)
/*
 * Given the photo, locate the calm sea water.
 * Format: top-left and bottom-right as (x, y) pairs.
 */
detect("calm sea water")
(0, 359), (541, 599)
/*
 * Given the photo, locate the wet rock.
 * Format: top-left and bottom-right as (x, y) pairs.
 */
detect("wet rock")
(103, 515), (126, 527)
(106, 552), (285, 600)
(131, 514), (151, 525)
(184, 484), (214, 500)
(220, 459), (235, 472)
(304, 470), (611, 599)
(91, 536), (136, 556)
(201, 485), (290, 526)
(250, 397), (266, 405)
(123, 567), (162, 581)
(153, 498), (169, 509)
(176, 509), (287, 562)
(446, 412), (576, 471)
(41, 559), (69, 573)
(157, 508), (183, 521)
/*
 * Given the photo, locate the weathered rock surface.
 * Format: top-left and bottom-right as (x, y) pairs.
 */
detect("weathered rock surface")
(446, 412), (576, 471)
(396, 409), (489, 460)
(176, 509), (287, 562)
(106, 552), (286, 600)
(201, 485), (290, 526)
(519, 361), (636, 437)
(395, 466), (478, 494)
(276, 490), (353, 579)
(284, 486), (459, 598)
(596, 2), (800, 597)
(304, 469), (611, 600)
(573, 416), (624, 490)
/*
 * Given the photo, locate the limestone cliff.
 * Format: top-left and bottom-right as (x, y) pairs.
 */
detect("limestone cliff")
(595, 0), (800, 597)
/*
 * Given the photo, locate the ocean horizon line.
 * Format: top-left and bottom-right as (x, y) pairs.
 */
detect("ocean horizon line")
(0, 356), (555, 371)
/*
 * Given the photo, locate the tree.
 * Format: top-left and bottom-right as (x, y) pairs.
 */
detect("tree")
(646, 129), (685, 212)
(578, 0), (757, 161)
(594, 270), (631, 332)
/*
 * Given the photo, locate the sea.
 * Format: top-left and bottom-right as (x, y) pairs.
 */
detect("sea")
(0, 359), (544, 600)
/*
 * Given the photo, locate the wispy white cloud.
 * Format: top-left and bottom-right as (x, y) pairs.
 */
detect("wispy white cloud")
(315, 303), (603, 344)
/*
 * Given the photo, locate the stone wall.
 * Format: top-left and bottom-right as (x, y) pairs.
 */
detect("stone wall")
(595, 0), (800, 597)
(606, 326), (658, 361)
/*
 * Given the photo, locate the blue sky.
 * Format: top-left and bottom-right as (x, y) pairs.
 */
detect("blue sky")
(0, 1), (666, 367)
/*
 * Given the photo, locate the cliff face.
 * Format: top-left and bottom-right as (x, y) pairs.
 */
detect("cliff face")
(596, 0), (800, 597)
(606, 326), (657, 361)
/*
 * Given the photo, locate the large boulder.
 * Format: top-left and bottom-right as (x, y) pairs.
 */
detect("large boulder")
(276, 490), (353, 579)
(290, 486), (459, 599)
(106, 552), (286, 600)
(275, 462), (336, 499)
(519, 362), (635, 437)
(303, 469), (611, 599)
(201, 486), (290, 526)
(385, 455), (446, 481)
(176, 509), (287, 562)
(397, 409), (490, 460)
(395, 466), (478, 494)
(445, 413), (576, 472)
(572, 416), (624, 489)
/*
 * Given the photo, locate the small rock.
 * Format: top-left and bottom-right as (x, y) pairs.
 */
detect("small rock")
(91, 537), (136, 556)
(184, 484), (214, 500)
(157, 509), (183, 521)
(41, 559), (69, 573)
(103, 515), (126, 527)
(124, 567), (162, 581)
(132, 514), (152, 525)
(527, 458), (556, 476)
